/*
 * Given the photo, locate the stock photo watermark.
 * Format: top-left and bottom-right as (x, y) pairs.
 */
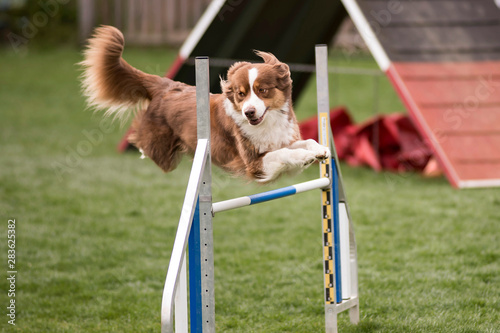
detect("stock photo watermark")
(51, 117), (115, 181)
(6, 219), (17, 326)
(368, 0), (403, 32)
(439, 74), (500, 135)
(7, 0), (70, 54)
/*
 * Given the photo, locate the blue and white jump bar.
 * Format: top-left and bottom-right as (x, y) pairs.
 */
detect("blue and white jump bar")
(212, 177), (331, 214)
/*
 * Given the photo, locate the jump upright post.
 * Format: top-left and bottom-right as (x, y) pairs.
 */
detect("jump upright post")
(161, 45), (359, 333)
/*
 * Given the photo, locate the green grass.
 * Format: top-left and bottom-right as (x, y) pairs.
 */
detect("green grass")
(1, 46), (499, 333)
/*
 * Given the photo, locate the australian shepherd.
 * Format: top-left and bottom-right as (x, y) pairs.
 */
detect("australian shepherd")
(80, 26), (330, 182)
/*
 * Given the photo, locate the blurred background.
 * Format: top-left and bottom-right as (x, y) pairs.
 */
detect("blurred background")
(0, 0), (366, 49)
(1, 1), (499, 332)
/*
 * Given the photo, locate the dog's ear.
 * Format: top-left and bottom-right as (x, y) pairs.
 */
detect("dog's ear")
(220, 76), (233, 101)
(254, 50), (280, 65)
(254, 50), (292, 91)
(275, 61), (292, 91)
(221, 61), (250, 102)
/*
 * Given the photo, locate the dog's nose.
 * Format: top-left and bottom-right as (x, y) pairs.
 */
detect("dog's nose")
(245, 108), (256, 119)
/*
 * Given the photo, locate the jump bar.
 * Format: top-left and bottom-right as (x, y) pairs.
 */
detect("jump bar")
(212, 177), (331, 214)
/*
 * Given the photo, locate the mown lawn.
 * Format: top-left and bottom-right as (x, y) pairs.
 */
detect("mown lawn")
(0, 46), (499, 333)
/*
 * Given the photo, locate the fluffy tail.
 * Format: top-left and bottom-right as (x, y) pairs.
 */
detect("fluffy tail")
(80, 25), (164, 119)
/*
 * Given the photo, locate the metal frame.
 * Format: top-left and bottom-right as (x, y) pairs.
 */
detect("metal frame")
(161, 46), (359, 333)
(196, 57), (216, 333)
(316, 44), (359, 333)
(160, 57), (214, 333)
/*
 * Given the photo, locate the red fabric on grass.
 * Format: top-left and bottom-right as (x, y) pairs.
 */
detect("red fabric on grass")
(299, 107), (435, 173)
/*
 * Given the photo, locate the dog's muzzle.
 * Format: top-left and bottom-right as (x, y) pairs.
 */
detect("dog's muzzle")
(244, 107), (268, 126)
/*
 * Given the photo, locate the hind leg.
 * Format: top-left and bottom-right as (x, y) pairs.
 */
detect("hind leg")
(129, 115), (183, 173)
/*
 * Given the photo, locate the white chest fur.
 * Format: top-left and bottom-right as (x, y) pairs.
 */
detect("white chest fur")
(224, 98), (296, 153)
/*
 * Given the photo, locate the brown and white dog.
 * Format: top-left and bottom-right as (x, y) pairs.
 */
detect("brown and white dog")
(80, 26), (330, 182)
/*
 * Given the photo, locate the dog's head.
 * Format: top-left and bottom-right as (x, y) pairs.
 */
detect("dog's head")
(221, 51), (292, 126)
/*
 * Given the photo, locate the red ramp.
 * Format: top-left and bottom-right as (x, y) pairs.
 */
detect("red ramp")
(343, 0), (500, 188)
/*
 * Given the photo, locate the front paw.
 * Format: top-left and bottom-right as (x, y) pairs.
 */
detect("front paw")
(303, 155), (317, 167)
(314, 146), (331, 161)
(301, 149), (328, 167)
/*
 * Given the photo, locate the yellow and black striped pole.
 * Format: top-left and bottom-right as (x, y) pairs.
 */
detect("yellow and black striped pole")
(318, 112), (336, 306)
(316, 45), (340, 333)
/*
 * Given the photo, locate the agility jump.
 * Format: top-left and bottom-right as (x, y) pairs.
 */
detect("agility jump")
(161, 45), (359, 333)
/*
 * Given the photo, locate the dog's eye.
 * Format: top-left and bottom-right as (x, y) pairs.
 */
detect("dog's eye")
(259, 88), (268, 94)
(238, 91), (245, 97)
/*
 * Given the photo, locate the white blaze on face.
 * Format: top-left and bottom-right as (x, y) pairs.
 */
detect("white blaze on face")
(242, 68), (267, 119)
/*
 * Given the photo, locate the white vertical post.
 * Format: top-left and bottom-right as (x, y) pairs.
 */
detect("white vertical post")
(339, 203), (351, 299)
(174, 256), (188, 333)
(161, 139), (209, 333)
(348, 213), (360, 324)
(195, 56), (215, 332)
